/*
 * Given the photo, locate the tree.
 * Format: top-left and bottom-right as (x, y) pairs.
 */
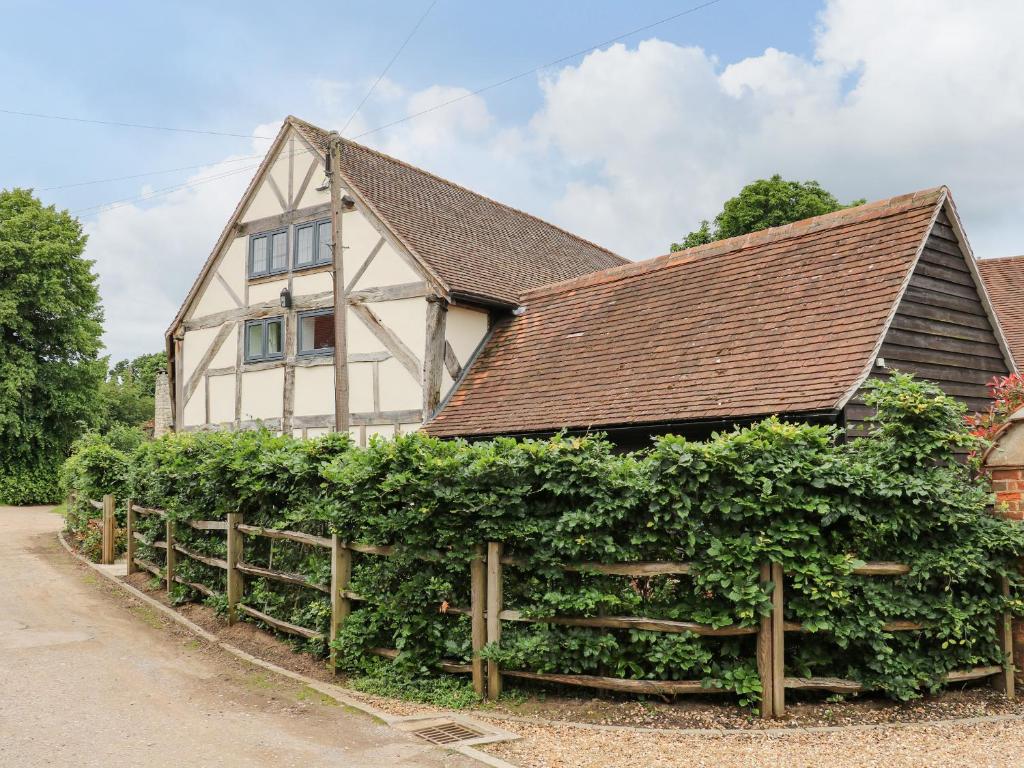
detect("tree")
(0, 188), (105, 503)
(98, 351), (167, 432)
(671, 175), (865, 251)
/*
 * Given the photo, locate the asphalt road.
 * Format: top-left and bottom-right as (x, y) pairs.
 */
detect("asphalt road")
(0, 506), (477, 768)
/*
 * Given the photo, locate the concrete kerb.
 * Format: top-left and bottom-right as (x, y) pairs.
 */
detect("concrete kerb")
(57, 531), (519, 768)
(58, 531), (1024, 745)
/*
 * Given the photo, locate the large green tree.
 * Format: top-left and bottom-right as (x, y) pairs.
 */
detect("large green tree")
(99, 351), (167, 432)
(671, 175), (865, 251)
(0, 188), (105, 502)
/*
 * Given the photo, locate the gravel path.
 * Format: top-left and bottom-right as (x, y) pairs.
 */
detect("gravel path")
(0, 506), (475, 768)
(478, 716), (1024, 767)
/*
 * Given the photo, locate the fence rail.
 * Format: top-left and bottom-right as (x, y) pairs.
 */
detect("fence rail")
(94, 491), (1015, 718)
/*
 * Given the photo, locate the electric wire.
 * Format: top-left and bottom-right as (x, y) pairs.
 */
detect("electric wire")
(339, 0), (440, 136)
(33, 0), (726, 214)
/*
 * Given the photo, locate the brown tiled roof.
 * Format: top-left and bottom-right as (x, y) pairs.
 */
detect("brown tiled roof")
(426, 188), (948, 437)
(978, 256), (1024, 370)
(288, 117), (626, 306)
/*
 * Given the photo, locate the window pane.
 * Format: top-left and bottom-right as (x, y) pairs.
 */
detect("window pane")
(252, 236), (268, 274)
(295, 224), (314, 266)
(300, 312), (335, 353)
(246, 322), (264, 359)
(271, 232), (287, 271)
(317, 221), (332, 263)
(266, 319), (283, 355)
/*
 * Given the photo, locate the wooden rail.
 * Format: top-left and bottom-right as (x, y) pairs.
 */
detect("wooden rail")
(237, 603), (324, 641)
(236, 561), (328, 593)
(236, 524), (331, 549)
(104, 492), (1018, 718)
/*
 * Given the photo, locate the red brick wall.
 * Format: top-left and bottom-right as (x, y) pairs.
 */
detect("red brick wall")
(991, 467), (1024, 520)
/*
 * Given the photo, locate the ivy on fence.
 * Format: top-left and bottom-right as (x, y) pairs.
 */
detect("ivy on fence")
(61, 375), (1024, 706)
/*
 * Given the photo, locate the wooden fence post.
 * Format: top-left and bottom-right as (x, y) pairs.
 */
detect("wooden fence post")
(757, 562), (774, 718)
(126, 499), (137, 575)
(226, 512), (243, 625)
(771, 562), (785, 716)
(470, 543), (487, 697)
(486, 541), (503, 700)
(329, 534), (352, 672)
(165, 517), (176, 593)
(995, 574), (1016, 699)
(101, 493), (116, 565)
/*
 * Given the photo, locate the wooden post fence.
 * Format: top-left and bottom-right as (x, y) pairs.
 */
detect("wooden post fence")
(125, 498), (137, 575)
(471, 543), (487, 697)
(770, 562), (785, 716)
(486, 541), (504, 699)
(101, 493), (116, 565)
(329, 533), (352, 671)
(996, 574), (1016, 698)
(757, 562), (774, 718)
(164, 517), (176, 592)
(93, 499), (1017, 715)
(226, 512), (243, 625)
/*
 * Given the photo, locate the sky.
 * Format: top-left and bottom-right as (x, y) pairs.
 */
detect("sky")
(3, 0), (1024, 362)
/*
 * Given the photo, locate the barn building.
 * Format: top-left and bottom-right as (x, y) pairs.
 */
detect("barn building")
(165, 117), (1014, 446)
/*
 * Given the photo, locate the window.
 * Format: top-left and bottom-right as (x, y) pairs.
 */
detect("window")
(297, 309), (335, 356)
(294, 219), (332, 268)
(244, 317), (285, 362)
(249, 229), (288, 277)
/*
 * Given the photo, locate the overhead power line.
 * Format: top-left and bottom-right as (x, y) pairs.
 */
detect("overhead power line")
(0, 107), (275, 140)
(339, 0), (440, 136)
(39, 152), (267, 192)
(36, 0), (726, 215)
(352, 0), (725, 139)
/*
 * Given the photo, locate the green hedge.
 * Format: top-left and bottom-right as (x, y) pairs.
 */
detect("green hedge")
(60, 425), (146, 559)
(61, 375), (1024, 707)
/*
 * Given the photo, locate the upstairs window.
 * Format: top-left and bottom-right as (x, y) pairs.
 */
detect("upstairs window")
(297, 309), (335, 356)
(294, 219), (333, 269)
(245, 317), (284, 363)
(250, 229), (288, 277)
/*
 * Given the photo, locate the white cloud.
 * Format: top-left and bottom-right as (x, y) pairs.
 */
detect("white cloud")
(83, 0), (1024, 361)
(83, 151), (260, 361)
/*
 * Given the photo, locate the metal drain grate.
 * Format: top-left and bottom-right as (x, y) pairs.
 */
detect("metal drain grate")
(410, 720), (484, 746)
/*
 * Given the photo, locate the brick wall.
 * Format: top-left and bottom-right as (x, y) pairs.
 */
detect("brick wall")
(984, 410), (1024, 672)
(991, 467), (1024, 520)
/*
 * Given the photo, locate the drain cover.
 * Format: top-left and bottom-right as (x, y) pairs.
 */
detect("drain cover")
(410, 720), (484, 746)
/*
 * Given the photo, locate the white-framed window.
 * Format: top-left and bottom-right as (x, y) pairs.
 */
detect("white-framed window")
(297, 309), (335, 356)
(294, 219), (332, 269)
(244, 317), (285, 362)
(249, 228), (288, 277)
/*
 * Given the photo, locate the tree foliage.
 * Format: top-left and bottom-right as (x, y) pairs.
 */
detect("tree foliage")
(0, 188), (104, 502)
(98, 351), (167, 432)
(63, 375), (1024, 709)
(671, 175), (865, 251)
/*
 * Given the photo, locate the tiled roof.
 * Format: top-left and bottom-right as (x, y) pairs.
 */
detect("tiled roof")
(426, 188), (948, 437)
(288, 117), (626, 306)
(978, 255), (1024, 370)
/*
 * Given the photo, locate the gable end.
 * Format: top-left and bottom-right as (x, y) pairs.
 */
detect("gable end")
(843, 207), (1010, 434)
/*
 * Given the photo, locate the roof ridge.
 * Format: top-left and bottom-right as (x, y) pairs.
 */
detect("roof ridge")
(287, 115), (627, 264)
(978, 254), (1024, 265)
(519, 187), (946, 303)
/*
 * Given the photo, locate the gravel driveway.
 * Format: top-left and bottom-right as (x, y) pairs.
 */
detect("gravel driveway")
(479, 716), (1024, 767)
(0, 506), (475, 768)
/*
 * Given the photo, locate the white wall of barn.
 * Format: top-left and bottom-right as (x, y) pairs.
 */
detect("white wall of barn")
(175, 126), (490, 444)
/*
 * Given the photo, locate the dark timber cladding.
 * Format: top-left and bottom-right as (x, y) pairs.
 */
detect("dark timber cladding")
(843, 209), (1009, 435)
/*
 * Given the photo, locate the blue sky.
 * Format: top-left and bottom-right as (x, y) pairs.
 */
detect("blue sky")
(3, 0), (819, 211)
(3, 1), (1023, 361)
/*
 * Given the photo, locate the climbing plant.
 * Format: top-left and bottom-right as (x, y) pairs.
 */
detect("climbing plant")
(61, 375), (1024, 706)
